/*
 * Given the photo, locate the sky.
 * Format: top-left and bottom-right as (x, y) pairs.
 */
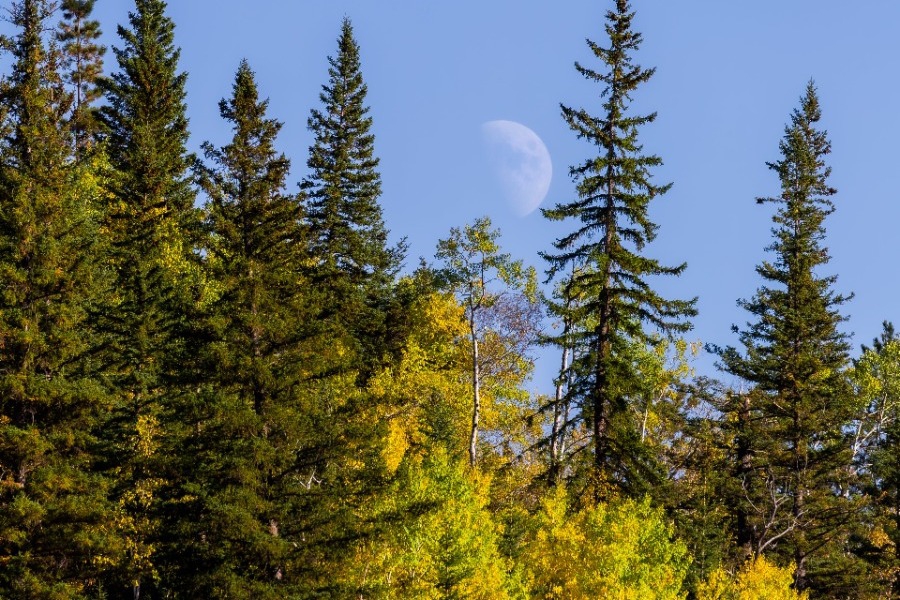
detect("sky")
(38, 1), (900, 390)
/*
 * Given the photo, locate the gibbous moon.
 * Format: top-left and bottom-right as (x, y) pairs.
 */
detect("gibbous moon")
(481, 120), (552, 217)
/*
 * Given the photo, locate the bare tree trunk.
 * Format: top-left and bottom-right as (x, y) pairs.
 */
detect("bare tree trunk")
(550, 340), (571, 484)
(468, 311), (481, 468)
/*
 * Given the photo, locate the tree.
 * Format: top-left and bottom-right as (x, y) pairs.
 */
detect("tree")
(0, 1), (118, 594)
(348, 451), (521, 599)
(96, 0), (200, 594)
(851, 324), (900, 596)
(300, 17), (400, 372)
(698, 556), (808, 600)
(56, 0), (105, 151)
(176, 59), (312, 597)
(435, 217), (540, 468)
(541, 0), (696, 500)
(712, 83), (859, 595)
(521, 487), (690, 599)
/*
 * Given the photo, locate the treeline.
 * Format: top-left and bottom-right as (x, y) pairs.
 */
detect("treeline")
(0, 0), (896, 598)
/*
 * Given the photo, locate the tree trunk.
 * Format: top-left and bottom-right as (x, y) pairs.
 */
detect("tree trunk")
(736, 392), (753, 558)
(468, 311), (481, 468)
(550, 339), (571, 484)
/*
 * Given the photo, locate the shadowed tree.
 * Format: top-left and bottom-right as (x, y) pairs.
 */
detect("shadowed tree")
(96, 0), (200, 595)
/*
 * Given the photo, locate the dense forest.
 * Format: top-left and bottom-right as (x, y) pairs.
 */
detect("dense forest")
(0, 0), (897, 598)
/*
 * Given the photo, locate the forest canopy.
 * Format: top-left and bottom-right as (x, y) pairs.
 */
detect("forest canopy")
(0, 1), (895, 598)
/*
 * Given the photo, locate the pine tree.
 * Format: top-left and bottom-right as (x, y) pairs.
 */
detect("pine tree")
(301, 17), (399, 372)
(180, 59), (309, 597)
(56, 0), (105, 151)
(0, 1), (118, 594)
(541, 0), (696, 500)
(95, 0), (199, 595)
(713, 83), (860, 595)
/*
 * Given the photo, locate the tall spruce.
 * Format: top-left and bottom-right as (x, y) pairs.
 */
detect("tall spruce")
(0, 0), (117, 594)
(96, 0), (198, 595)
(55, 0), (105, 151)
(713, 83), (860, 595)
(541, 0), (696, 500)
(301, 17), (398, 371)
(182, 60), (309, 597)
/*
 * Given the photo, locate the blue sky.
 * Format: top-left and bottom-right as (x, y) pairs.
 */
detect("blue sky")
(77, 1), (900, 388)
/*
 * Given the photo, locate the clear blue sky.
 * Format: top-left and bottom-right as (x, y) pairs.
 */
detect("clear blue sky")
(80, 1), (900, 387)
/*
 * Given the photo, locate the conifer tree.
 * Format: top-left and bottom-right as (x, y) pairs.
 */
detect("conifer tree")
(0, 0), (117, 594)
(56, 0), (105, 151)
(713, 83), (859, 595)
(301, 17), (399, 370)
(181, 59), (309, 597)
(541, 0), (695, 500)
(95, 0), (198, 594)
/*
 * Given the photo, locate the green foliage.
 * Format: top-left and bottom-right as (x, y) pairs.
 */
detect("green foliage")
(301, 17), (400, 377)
(521, 487), (690, 599)
(0, 2), (896, 597)
(541, 0), (696, 500)
(711, 83), (861, 595)
(95, 0), (200, 594)
(168, 59), (308, 597)
(56, 0), (105, 151)
(851, 330), (900, 594)
(0, 1), (118, 595)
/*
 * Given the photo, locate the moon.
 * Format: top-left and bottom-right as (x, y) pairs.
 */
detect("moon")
(481, 120), (552, 217)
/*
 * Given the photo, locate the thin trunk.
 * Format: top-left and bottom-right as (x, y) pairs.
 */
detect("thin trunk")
(549, 336), (570, 484)
(792, 406), (807, 591)
(468, 309), (481, 468)
(736, 392), (753, 558)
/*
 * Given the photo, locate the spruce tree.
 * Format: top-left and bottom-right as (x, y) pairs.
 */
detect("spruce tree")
(713, 83), (860, 595)
(95, 0), (198, 595)
(0, 1), (117, 594)
(56, 0), (105, 151)
(301, 17), (399, 372)
(541, 0), (696, 500)
(180, 59), (309, 597)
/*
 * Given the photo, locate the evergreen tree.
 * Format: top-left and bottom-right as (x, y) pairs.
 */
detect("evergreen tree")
(541, 0), (696, 500)
(56, 0), (105, 151)
(95, 0), (199, 594)
(301, 17), (399, 372)
(713, 83), (860, 595)
(181, 59), (309, 597)
(0, 1), (118, 595)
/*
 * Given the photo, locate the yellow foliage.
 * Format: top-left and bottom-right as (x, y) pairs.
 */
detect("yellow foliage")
(523, 488), (690, 599)
(349, 452), (517, 598)
(382, 418), (409, 475)
(697, 556), (807, 600)
(133, 414), (160, 457)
